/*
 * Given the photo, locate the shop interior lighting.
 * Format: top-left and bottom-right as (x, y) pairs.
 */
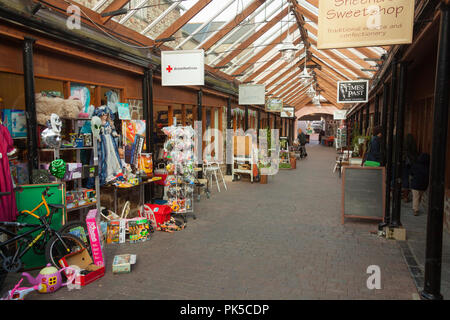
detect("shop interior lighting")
(278, 1), (298, 63)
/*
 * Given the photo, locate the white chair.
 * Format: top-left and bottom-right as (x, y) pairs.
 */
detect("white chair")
(203, 159), (227, 192)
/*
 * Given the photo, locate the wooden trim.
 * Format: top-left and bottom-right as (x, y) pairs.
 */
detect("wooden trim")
(168, 105), (174, 126)
(181, 104), (186, 126)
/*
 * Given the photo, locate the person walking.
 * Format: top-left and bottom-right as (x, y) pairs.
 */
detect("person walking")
(297, 129), (308, 158)
(401, 134), (419, 202)
(410, 153), (430, 216)
(363, 126), (382, 166)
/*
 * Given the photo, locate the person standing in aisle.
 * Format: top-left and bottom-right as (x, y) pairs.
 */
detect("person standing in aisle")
(363, 126), (382, 165)
(401, 134), (419, 202)
(297, 129), (308, 158)
(410, 153), (430, 216)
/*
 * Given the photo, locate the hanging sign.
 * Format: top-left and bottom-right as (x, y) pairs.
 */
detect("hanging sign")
(265, 98), (283, 112)
(161, 50), (205, 86)
(239, 84), (266, 105)
(333, 110), (347, 120)
(337, 80), (369, 103)
(281, 107), (295, 118)
(317, 0), (415, 49)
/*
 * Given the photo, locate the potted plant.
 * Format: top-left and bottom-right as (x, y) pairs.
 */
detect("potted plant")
(258, 159), (270, 184)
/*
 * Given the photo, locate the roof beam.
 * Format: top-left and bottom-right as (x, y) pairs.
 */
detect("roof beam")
(200, 0), (268, 51)
(289, 0), (311, 49)
(216, 6), (289, 67)
(232, 24), (297, 76)
(100, 0), (131, 24)
(156, 0), (213, 46)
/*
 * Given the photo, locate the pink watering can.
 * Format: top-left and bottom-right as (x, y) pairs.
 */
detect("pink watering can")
(22, 264), (74, 293)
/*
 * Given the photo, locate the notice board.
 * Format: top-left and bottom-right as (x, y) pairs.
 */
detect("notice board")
(341, 166), (385, 224)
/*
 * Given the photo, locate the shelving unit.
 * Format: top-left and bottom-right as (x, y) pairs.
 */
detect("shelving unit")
(38, 118), (100, 219)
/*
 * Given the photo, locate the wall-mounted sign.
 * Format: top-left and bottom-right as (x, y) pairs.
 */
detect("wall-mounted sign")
(317, 0), (414, 49)
(337, 80), (369, 104)
(265, 98), (283, 112)
(333, 110), (347, 120)
(239, 84), (266, 105)
(281, 107), (295, 118)
(161, 50), (204, 86)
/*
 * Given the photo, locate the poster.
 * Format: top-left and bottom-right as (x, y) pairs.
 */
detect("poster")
(265, 98), (283, 112)
(161, 50), (205, 86)
(281, 107), (295, 118)
(317, 0), (414, 49)
(239, 84), (266, 105)
(122, 120), (146, 165)
(117, 103), (131, 120)
(337, 80), (369, 103)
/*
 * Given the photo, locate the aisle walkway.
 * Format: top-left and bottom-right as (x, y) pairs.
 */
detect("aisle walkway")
(3, 145), (418, 300)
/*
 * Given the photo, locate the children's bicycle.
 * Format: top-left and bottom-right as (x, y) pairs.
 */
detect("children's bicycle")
(0, 187), (86, 289)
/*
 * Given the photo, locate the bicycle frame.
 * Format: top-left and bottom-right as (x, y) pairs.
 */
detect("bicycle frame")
(0, 222), (52, 262)
(21, 194), (51, 220)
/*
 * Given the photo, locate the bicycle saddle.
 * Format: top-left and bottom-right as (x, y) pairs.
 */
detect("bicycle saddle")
(47, 203), (65, 209)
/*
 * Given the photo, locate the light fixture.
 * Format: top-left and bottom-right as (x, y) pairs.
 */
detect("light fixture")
(306, 83), (316, 98)
(298, 51), (312, 80)
(278, 1), (298, 63)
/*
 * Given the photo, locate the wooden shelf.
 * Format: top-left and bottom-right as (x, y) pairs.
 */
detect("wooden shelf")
(40, 147), (93, 151)
(67, 202), (97, 212)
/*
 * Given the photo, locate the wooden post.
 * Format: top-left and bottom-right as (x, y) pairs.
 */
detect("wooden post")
(181, 104), (186, 126)
(168, 105), (173, 126)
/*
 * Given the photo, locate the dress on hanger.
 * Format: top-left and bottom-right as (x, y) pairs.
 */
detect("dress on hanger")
(0, 124), (18, 221)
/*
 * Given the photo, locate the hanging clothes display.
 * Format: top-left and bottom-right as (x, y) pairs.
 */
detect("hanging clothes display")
(0, 123), (18, 222)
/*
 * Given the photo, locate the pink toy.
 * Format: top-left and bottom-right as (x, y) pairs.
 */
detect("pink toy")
(22, 264), (73, 293)
(86, 209), (105, 267)
(1, 278), (43, 300)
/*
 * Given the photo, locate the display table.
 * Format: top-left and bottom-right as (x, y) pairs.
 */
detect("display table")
(104, 176), (162, 215)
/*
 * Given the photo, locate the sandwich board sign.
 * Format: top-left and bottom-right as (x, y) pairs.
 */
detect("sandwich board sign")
(317, 0), (415, 49)
(337, 80), (369, 104)
(161, 50), (204, 86)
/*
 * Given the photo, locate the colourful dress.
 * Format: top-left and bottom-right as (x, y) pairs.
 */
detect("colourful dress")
(0, 124), (18, 221)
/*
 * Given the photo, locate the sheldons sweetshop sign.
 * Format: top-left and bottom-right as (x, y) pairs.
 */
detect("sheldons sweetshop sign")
(317, 0), (415, 49)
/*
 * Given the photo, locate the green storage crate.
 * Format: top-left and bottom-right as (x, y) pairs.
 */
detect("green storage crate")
(15, 183), (66, 270)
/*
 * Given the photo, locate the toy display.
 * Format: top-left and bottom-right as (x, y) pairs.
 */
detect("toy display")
(127, 218), (151, 243)
(1, 109), (27, 138)
(93, 106), (123, 186)
(41, 113), (62, 149)
(1, 278), (43, 300)
(49, 159), (67, 179)
(162, 125), (195, 220)
(112, 254), (136, 274)
(66, 188), (96, 209)
(139, 153), (153, 177)
(22, 264), (75, 293)
(35, 93), (84, 126)
(86, 209), (105, 267)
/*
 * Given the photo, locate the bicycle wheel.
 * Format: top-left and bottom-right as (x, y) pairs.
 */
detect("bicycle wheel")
(0, 259), (6, 290)
(45, 234), (86, 269)
(60, 221), (91, 252)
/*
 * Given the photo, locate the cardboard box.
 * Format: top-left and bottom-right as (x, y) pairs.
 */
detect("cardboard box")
(385, 226), (407, 241)
(59, 249), (105, 286)
(86, 209), (105, 267)
(112, 254), (136, 274)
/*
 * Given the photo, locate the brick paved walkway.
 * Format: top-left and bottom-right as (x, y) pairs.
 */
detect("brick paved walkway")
(2, 145), (419, 300)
